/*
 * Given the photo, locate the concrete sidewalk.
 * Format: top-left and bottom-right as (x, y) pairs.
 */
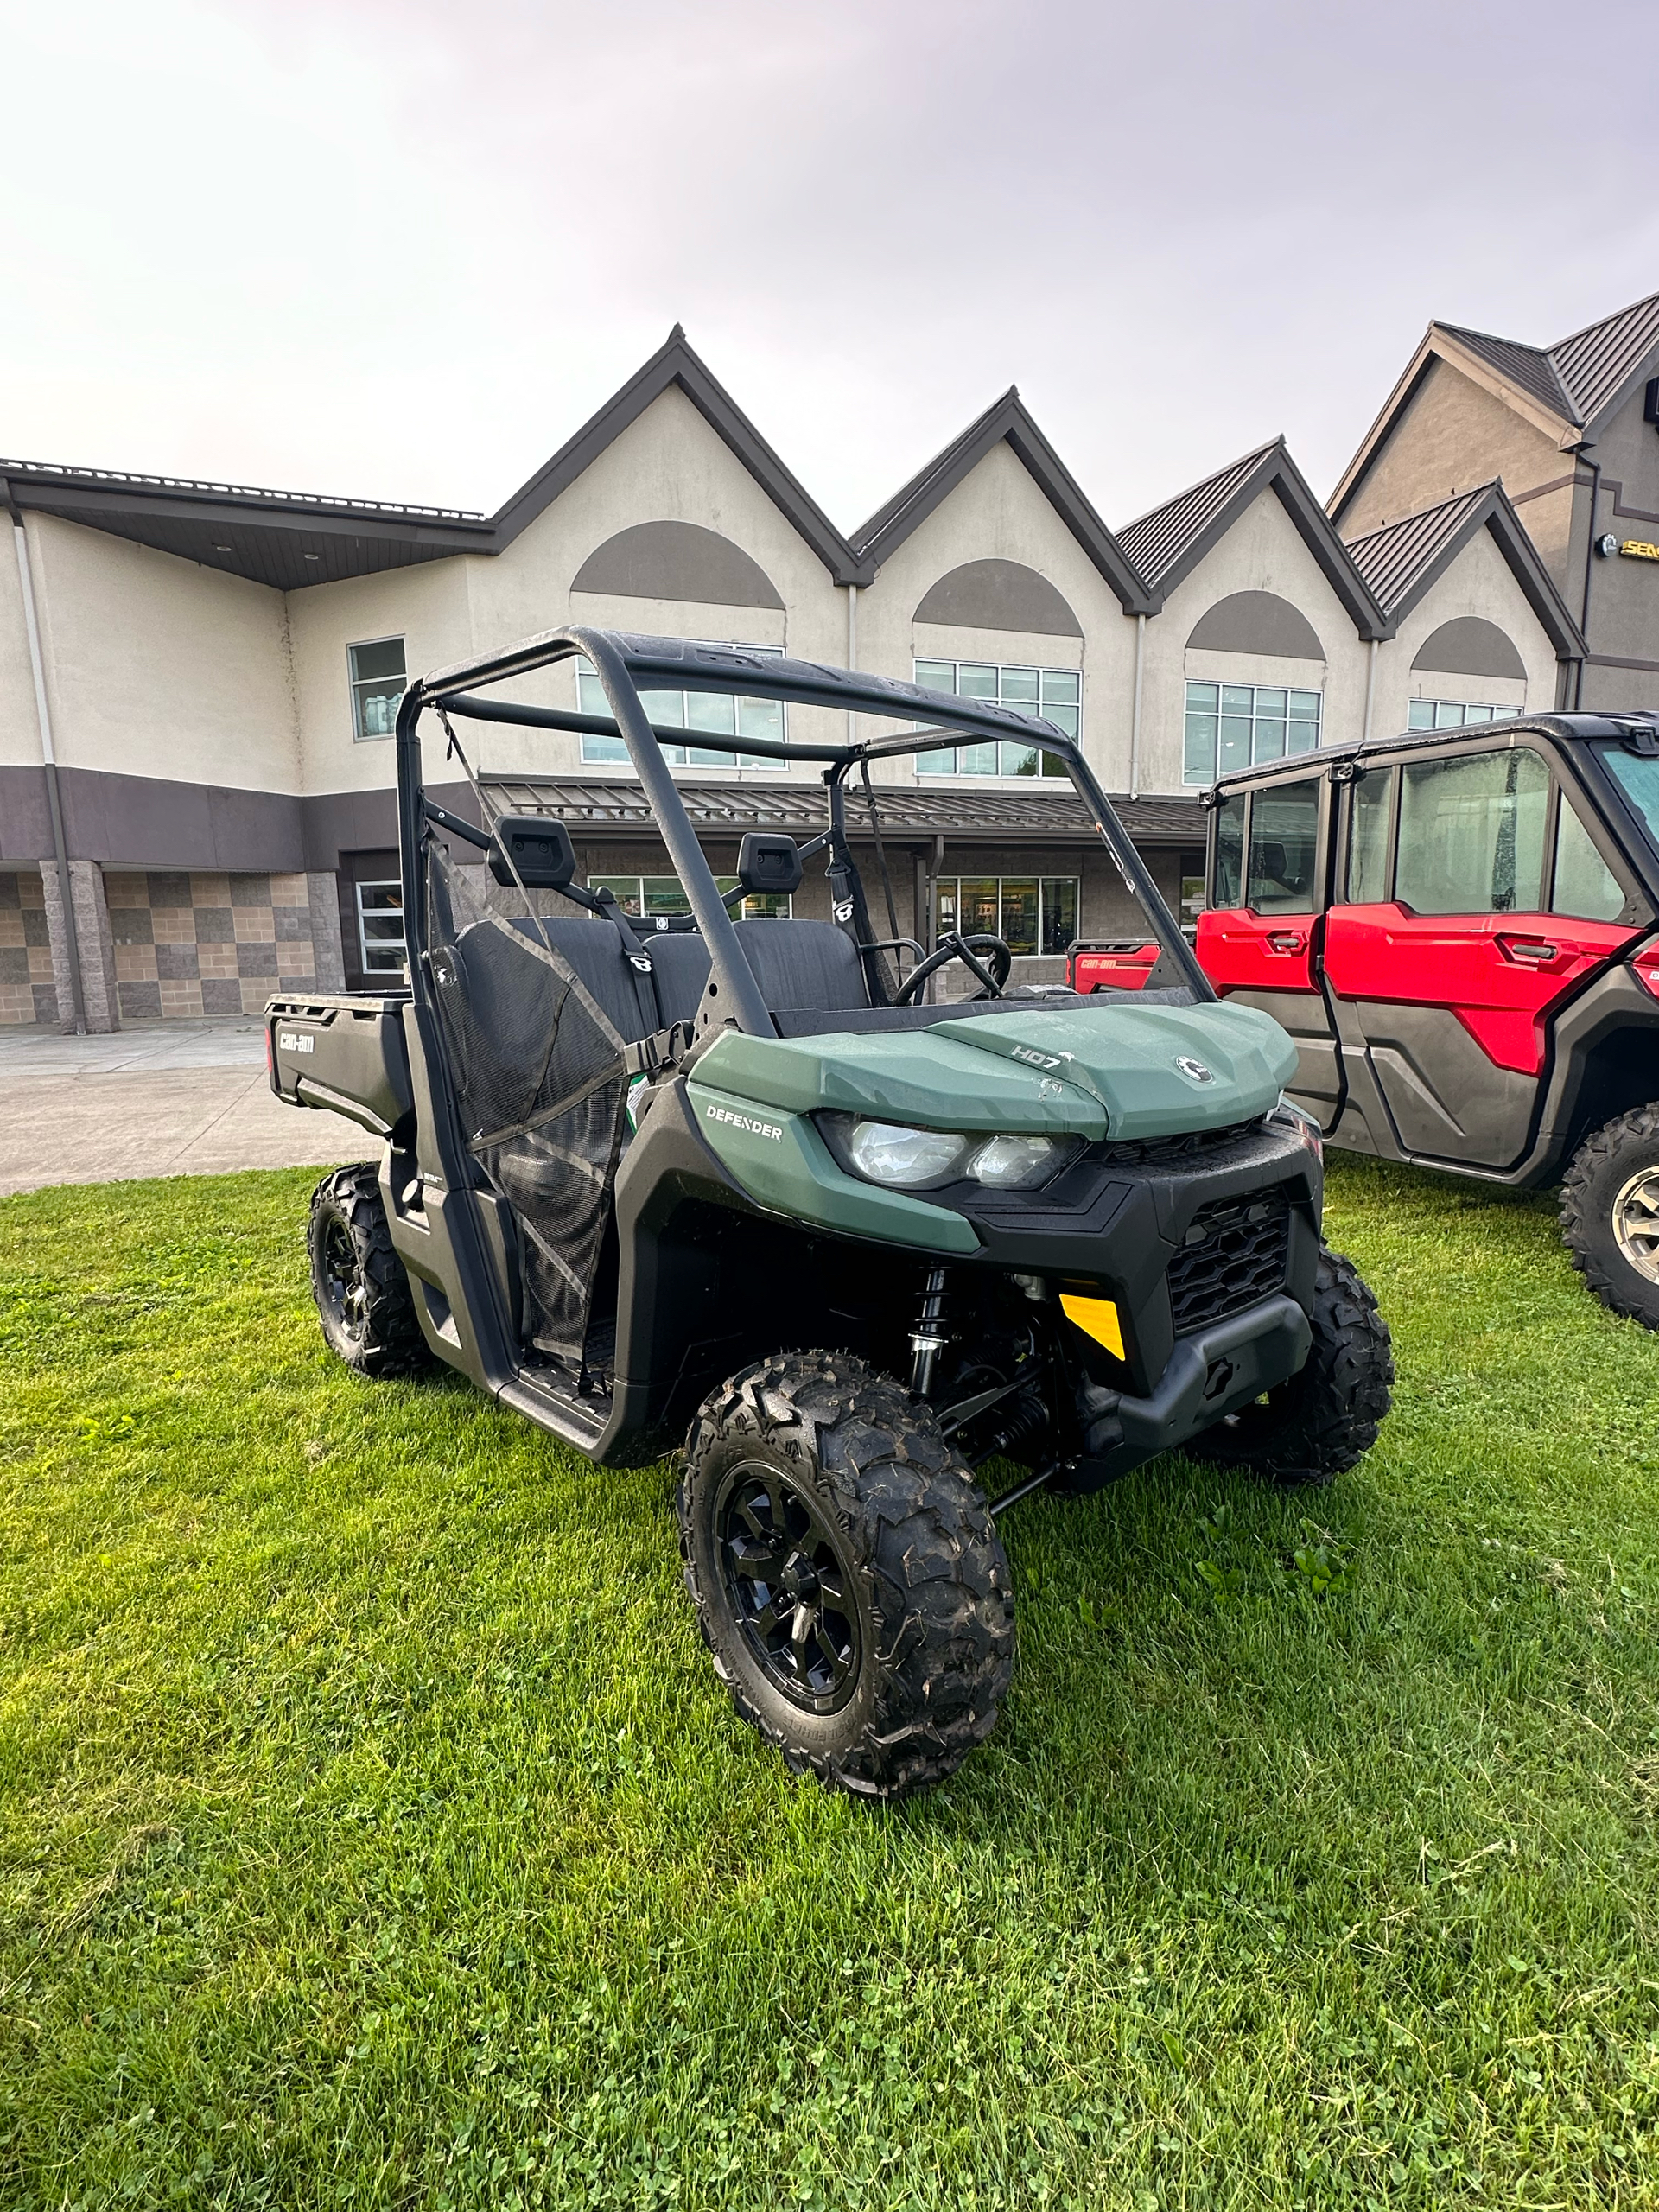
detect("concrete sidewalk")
(0, 1018), (358, 1197)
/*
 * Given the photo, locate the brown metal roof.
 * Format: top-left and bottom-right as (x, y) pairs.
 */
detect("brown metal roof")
(1344, 485), (1490, 613)
(1548, 289), (1659, 424)
(480, 776), (1205, 846)
(1435, 325), (1575, 422)
(1116, 440), (1279, 595)
(1432, 291), (1659, 435)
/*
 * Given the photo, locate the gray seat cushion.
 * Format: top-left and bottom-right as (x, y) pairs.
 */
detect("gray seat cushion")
(731, 918), (869, 1013)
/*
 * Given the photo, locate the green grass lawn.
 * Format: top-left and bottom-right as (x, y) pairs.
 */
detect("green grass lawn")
(3, 1160), (1659, 2209)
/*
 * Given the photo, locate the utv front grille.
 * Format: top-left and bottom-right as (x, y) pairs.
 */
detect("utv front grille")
(1099, 1119), (1262, 1166)
(1166, 1189), (1290, 1334)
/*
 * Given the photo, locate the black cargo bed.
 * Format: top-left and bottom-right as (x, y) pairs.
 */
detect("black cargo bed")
(266, 993), (414, 1139)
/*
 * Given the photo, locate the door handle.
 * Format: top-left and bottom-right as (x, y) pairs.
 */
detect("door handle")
(1497, 935), (1558, 966)
(1265, 930), (1306, 954)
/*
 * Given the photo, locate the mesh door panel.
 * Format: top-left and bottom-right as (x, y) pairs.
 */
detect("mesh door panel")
(426, 847), (628, 1364)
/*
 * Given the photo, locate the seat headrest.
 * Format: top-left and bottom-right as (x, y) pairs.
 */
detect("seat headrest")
(490, 815), (576, 891)
(736, 831), (803, 899)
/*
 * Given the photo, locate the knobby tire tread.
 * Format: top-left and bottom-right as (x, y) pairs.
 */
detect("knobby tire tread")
(308, 1163), (432, 1377)
(679, 1351), (1014, 1802)
(1560, 1103), (1659, 1328)
(1196, 1245), (1393, 1488)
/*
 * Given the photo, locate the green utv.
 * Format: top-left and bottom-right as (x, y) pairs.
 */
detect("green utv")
(268, 629), (1393, 1799)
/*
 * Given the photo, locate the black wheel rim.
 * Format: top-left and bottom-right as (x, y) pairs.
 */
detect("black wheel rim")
(715, 1460), (862, 1714)
(321, 1217), (368, 1344)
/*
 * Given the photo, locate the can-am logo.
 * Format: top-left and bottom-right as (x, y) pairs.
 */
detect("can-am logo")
(704, 1103), (783, 1141)
(277, 1032), (314, 1054)
(1010, 1046), (1065, 1071)
(1174, 1055), (1214, 1084)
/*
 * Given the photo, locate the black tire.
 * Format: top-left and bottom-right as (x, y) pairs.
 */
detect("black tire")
(1192, 1245), (1393, 1488)
(307, 1164), (432, 1376)
(1560, 1104), (1659, 1330)
(678, 1351), (1015, 1802)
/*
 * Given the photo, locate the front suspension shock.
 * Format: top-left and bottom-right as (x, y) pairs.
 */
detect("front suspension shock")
(909, 1265), (951, 1396)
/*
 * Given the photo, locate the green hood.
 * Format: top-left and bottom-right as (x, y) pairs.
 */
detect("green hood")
(695, 997), (1294, 1142)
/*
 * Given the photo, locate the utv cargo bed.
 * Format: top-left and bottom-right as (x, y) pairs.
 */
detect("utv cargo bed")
(267, 994), (413, 1139)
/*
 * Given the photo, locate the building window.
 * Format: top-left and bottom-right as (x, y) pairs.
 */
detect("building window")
(1184, 681), (1320, 784)
(576, 647), (784, 768)
(935, 876), (1078, 957)
(913, 661), (1077, 777)
(589, 873), (792, 921)
(356, 880), (406, 972)
(349, 639), (406, 741)
(1408, 699), (1510, 730)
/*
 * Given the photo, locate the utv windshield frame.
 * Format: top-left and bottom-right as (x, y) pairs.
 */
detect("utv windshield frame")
(394, 626), (1211, 1027)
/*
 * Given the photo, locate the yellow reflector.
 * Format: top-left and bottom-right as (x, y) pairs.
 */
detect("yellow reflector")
(1059, 1293), (1125, 1361)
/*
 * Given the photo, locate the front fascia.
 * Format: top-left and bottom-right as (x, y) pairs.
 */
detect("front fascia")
(686, 1080), (982, 1253)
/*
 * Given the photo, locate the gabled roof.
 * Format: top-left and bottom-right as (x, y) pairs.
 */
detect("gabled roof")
(1343, 480), (1584, 656)
(1548, 289), (1659, 423)
(849, 389), (1152, 610)
(1332, 289), (1659, 524)
(1116, 437), (1387, 638)
(1433, 325), (1574, 420)
(2, 327), (866, 590)
(491, 325), (862, 582)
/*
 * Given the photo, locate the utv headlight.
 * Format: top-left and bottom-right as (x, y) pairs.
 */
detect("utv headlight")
(830, 1116), (1078, 1192)
(845, 1119), (970, 1187)
(964, 1133), (1071, 1188)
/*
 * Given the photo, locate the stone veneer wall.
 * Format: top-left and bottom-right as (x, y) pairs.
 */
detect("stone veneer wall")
(0, 871), (57, 1024)
(104, 871), (320, 1019)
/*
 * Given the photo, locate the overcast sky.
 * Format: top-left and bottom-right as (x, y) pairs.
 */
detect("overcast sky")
(3, 0), (1657, 537)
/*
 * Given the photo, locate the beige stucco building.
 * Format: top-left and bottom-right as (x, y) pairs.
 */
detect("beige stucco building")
(1332, 289), (1659, 712)
(3, 325), (1586, 1028)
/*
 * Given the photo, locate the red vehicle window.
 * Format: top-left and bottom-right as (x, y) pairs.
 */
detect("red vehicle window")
(1394, 748), (1548, 915)
(1245, 779), (1319, 913)
(1551, 798), (1625, 921)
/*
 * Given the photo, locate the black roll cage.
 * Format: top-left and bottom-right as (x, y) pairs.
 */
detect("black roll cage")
(395, 625), (1212, 1035)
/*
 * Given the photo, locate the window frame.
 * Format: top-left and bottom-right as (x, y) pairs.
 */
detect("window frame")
(931, 873), (1081, 957)
(586, 872), (794, 923)
(1184, 678), (1322, 785)
(1334, 732), (1637, 921)
(347, 635), (408, 744)
(911, 658), (1080, 781)
(354, 878), (407, 975)
(1206, 772), (1338, 916)
(1406, 698), (1518, 732)
(575, 643), (787, 772)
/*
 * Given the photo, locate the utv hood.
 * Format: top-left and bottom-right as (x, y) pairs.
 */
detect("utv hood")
(696, 997), (1295, 1142)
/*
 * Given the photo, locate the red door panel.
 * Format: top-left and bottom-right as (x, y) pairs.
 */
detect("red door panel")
(1069, 941), (1160, 992)
(1323, 905), (1639, 1076)
(1196, 909), (1321, 995)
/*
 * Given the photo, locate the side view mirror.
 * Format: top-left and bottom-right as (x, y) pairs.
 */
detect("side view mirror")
(736, 831), (803, 898)
(489, 814), (577, 890)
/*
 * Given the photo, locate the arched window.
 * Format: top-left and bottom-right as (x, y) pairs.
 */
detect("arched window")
(1185, 591), (1324, 660)
(1411, 617), (1526, 681)
(571, 520), (783, 610)
(914, 559), (1082, 637)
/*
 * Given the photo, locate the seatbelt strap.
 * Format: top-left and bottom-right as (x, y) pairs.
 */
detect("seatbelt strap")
(593, 888), (663, 1036)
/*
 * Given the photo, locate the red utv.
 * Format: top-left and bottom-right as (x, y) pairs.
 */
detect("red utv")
(1070, 713), (1659, 1326)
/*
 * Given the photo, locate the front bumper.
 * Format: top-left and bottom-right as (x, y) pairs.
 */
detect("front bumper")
(1067, 1292), (1313, 1487)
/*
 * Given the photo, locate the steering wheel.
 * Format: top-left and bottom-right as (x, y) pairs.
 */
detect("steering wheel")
(895, 931), (1013, 1004)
